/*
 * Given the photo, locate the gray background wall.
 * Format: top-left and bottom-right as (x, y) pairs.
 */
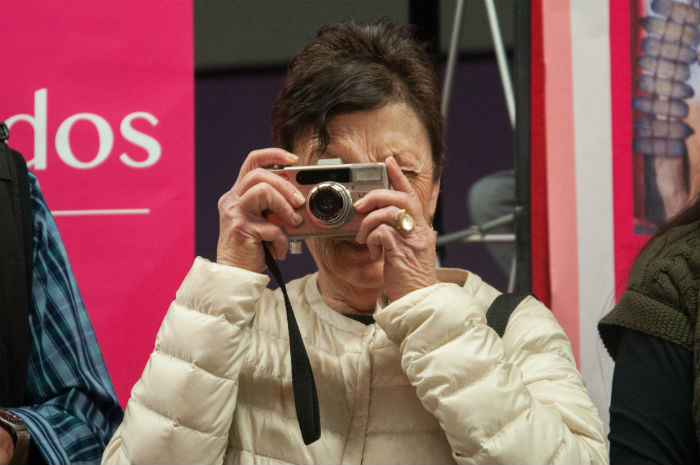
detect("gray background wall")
(195, 1), (514, 70)
(194, 0), (516, 290)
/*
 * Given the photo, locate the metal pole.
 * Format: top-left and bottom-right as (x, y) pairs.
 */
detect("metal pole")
(436, 212), (515, 246)
(484, 0), (516, 128)
(441, 0), (466, 119)
(507, 254), (517, 292)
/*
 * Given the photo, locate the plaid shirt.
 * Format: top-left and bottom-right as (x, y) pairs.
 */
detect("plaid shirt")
(8, 172), (123, 464)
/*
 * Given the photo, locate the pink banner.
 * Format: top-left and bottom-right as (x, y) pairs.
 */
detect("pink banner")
(1, 2), (194, 403)
(610, 0), (646, 293)
(541, 0), (580, 362)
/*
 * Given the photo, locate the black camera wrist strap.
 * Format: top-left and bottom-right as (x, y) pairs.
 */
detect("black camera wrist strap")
(263, 244), (321, 445)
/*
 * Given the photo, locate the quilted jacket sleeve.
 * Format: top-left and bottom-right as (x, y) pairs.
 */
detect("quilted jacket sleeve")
(374, 278), (608, 465)
(102, 257), (270, 464)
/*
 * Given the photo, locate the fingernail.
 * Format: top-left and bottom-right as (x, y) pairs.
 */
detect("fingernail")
(354, 198), (364, 209)
(288, 154), (299, 162)
(293, 213), (304, 226)
(293, 192), (305, 207)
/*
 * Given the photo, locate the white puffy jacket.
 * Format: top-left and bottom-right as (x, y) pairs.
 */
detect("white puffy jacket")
(102, 257), (607, 464)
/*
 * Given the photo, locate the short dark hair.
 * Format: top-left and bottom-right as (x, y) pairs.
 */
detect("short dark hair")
(272, 19), (445, 182)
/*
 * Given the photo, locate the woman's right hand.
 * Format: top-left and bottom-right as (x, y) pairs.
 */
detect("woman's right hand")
(216, 148), (306, 272)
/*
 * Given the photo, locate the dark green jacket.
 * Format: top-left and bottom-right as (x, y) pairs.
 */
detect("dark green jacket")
(599, 219), (700, 441)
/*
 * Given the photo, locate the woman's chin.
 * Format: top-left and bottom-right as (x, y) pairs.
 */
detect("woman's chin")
(337, 242), (383, 278)
(336, 239), (383, 263)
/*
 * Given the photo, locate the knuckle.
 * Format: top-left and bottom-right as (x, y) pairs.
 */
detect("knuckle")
(259, 183), (275, 201)
(251, 182), (271, 197)
(217, 193), (230, 212)
(377, 223), (393, 234)
(248, 149), (264, 159)
(250, 167), (268, 179)
(274, 230), (289, 245)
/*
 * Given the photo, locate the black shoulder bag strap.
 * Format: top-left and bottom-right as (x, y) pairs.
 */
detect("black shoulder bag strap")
(263, 244), (320, 445)
(485, 292), (532, 338)
(0, 122), (33, 407)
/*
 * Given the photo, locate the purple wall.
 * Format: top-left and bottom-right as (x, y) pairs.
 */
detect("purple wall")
(195, 57), (514, 290)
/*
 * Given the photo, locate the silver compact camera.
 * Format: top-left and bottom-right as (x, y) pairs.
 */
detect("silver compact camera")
(268, 158), (389, 240)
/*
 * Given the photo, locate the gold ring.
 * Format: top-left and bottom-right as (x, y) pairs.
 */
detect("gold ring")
(395, 209), (415, 233)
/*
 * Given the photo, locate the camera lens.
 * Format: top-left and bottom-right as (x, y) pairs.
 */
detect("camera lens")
(315, 190), (341, 215)
(307, 182), (353, 227)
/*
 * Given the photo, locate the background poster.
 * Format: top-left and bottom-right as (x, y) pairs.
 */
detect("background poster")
(540, 0), (698, 429)
(613, 0), (700, 286)
(631, 0), (700, 228)
(1, 2), (194, 403)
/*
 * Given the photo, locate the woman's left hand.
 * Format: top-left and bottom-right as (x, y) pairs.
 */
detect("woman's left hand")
(354, 156), (438, 302)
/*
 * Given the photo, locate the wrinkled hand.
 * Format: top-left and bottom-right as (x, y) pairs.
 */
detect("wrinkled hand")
(216, 148), (305, 272)
(0, 427), (13, 465)
(354, 156), (438, 302)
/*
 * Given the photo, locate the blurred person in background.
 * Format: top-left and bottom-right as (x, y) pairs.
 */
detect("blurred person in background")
(599, 194), (699, 464)
(0, 126), (123, 465)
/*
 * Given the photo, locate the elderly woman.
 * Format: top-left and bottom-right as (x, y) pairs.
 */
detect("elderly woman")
(103, 20), (607, 464)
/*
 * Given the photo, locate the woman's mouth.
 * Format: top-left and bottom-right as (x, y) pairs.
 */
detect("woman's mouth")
(338, 239), (369, 253)
(343, 240), (369, 252)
